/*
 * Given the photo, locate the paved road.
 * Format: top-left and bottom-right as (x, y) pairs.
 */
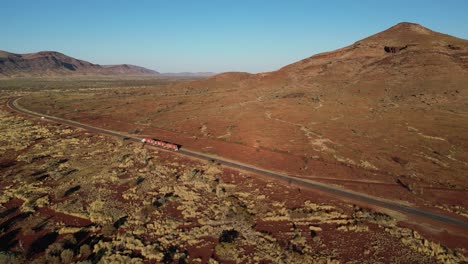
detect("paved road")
(7, 96), (468, 229)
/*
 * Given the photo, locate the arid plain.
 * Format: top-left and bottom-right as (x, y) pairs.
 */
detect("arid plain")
(1, 22), (467, 263)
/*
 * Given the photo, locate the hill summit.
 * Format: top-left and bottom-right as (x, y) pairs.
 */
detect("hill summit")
(275, 22), (467, 80)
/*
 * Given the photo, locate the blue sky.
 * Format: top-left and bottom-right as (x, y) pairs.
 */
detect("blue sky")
(2, 0), (468, 73)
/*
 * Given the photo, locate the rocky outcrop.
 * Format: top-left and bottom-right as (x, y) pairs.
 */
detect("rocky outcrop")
(384, 45), (408, 53)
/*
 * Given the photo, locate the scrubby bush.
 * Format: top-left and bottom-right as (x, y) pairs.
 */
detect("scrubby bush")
(219, 229), (239, 243)
(79, 244), (91, 258)
(60, 249), (74, 263)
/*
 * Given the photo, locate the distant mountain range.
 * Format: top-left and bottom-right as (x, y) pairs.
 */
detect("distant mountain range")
(0, 50), (216, 78)
(160, 72), (216, 77)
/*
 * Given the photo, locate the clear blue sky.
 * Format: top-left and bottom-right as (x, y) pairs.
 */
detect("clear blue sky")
(2, 0), (468, 73)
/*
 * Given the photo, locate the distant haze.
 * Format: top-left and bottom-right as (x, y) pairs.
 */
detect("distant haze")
(2, 0), (468, 73)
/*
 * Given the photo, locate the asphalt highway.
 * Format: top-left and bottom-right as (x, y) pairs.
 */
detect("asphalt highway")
(7, 96), (468, 229)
